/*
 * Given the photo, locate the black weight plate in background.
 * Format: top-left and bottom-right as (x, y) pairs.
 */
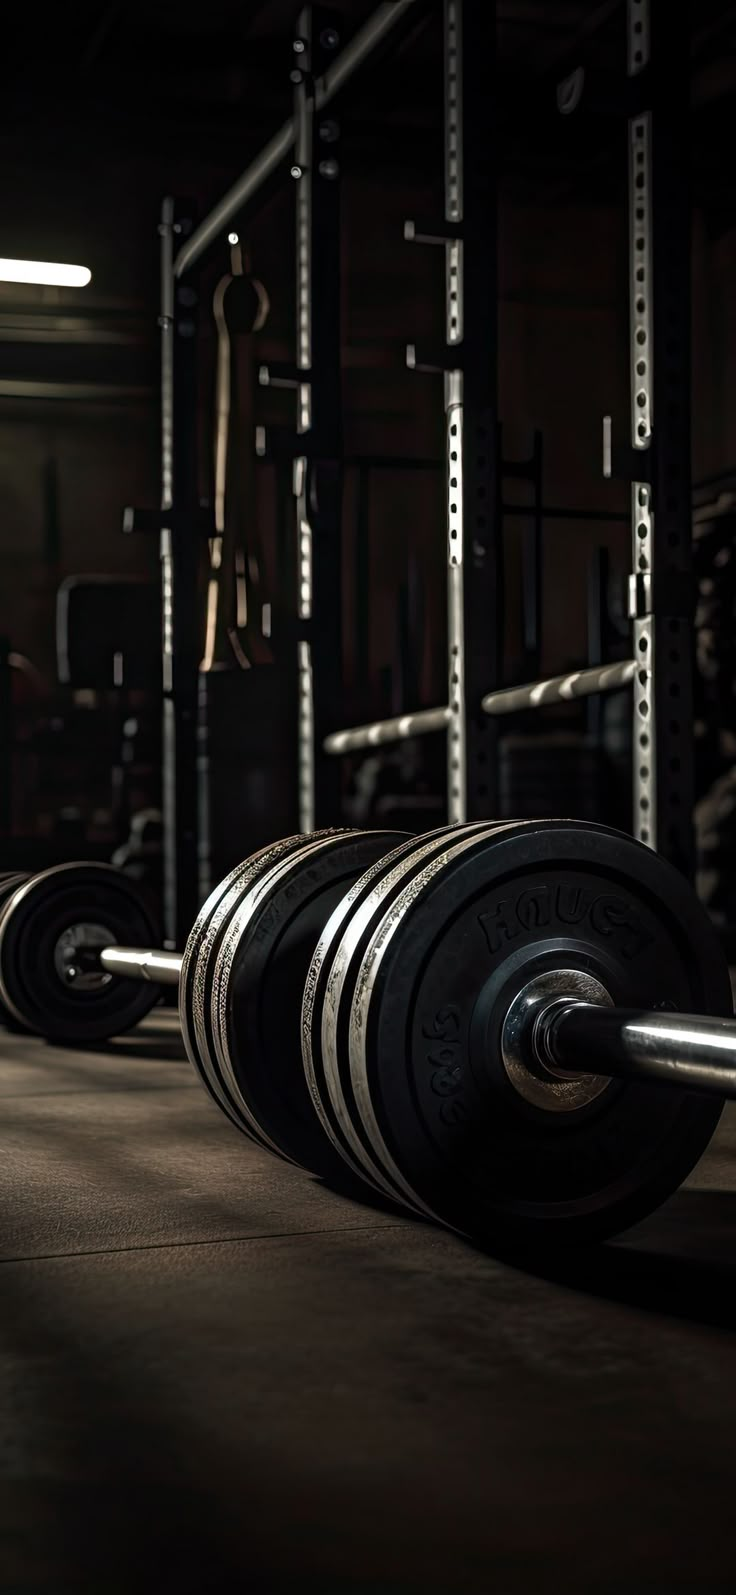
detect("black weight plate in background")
(302, 822), (500, 1202)
(0, 873), (31, 927)
(0, 873), (30, 901)
(347, 820), (732, 1249)
(219, 828), (409, 1185)
(0, 864), (161, 1043)
(179, 834), (313, 1146)
(0, 874), (30, 1028)
(184, 831), (358, 1155)
(207, 835), (355, 1162)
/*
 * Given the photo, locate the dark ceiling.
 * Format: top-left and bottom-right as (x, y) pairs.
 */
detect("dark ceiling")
(3, 0), (735, 180)
(0, 0), (733, 370)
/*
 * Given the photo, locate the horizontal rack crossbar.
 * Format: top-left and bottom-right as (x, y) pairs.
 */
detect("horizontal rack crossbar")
(324, 661), (636, 755)
(324, 704), (451, 754)
(482, 659), (636, 716)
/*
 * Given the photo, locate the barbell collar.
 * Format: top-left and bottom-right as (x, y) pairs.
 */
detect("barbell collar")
(538, 1000), (736, 1103)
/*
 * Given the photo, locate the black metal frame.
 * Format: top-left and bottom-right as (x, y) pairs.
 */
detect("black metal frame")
(140, 0), (697, 931)
(125, 198), (207, 949)
(126, 197), (207, 949)
(603, 0), (694, 872)
(139, 3), (418, 936)
(160, 198), (205, 947)
(401, 0), (502, 822)
(454, 0), (502, 821)
(123, 7), (395, 939)
(643, 0), (694, 873)
(292, 6), (344, 832)
(254, 6), (345, 831)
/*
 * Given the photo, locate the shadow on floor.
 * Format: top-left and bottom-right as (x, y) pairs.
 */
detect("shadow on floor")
(490, 1187), (736, 1333)
(84, 1030), (189, 1062)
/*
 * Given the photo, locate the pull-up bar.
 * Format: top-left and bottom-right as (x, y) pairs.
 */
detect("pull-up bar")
(174, 0), (421, 279)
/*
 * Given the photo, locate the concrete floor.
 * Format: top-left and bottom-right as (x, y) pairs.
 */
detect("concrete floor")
(1, 1012), (735, 1595)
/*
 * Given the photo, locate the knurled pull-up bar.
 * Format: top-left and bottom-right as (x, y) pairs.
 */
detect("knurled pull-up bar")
(322, 658), (637, 755)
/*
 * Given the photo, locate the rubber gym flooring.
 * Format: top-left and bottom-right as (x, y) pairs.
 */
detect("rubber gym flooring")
(1, 1009), (734, 1595)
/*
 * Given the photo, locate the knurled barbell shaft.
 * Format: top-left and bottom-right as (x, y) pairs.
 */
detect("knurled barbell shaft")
(99, 940), (736, 1105)
(538, 1001), (736, 1103)
(99, 946), (183, 986)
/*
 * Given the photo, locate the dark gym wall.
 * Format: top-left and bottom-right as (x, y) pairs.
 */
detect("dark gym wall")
(693, 216), (736, 480)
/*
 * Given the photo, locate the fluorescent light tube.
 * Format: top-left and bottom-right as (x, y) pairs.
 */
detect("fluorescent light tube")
(0, 259), (92, 287)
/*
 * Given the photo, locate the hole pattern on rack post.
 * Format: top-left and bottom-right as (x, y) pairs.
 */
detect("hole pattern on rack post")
(298, 639), (315, 834)
(445, 0), (463, 346)
(630, 115), (652, 447)
(628, 0), (650, 77)
(444, 1), (466, 824)
(296, 170), (312, 432)
(447, 403), (465, 822)
(628, 2), (655, 850)
(633, 614), (656, 846)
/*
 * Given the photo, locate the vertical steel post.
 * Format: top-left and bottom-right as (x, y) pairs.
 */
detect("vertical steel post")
(521, 429), (544, 675)
(355, 464), (372, 707)
(447, 0), (500, 822)
(292, 7), (344, 831)
(159, 198), (204, 947)
(626, 0), (694, 873)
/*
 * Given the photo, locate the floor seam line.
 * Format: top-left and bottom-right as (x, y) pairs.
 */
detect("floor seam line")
(0, 1220), (412, 1265)
(0, 1084), (197, 1101)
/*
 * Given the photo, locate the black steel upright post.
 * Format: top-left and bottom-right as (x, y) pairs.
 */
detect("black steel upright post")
(355, 464), (372, 707)
(586, 546), (610, 743)
(403, 0), (500, 821)
(292, 6), (344, 831)
(447, 0), (501, 821)
(521, 430), (544, 678)
(159, 197), (203, 947)
(625, 0), (694, 874)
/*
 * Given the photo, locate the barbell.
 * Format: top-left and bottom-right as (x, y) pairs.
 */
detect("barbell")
(0, 819), (734, 1249)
